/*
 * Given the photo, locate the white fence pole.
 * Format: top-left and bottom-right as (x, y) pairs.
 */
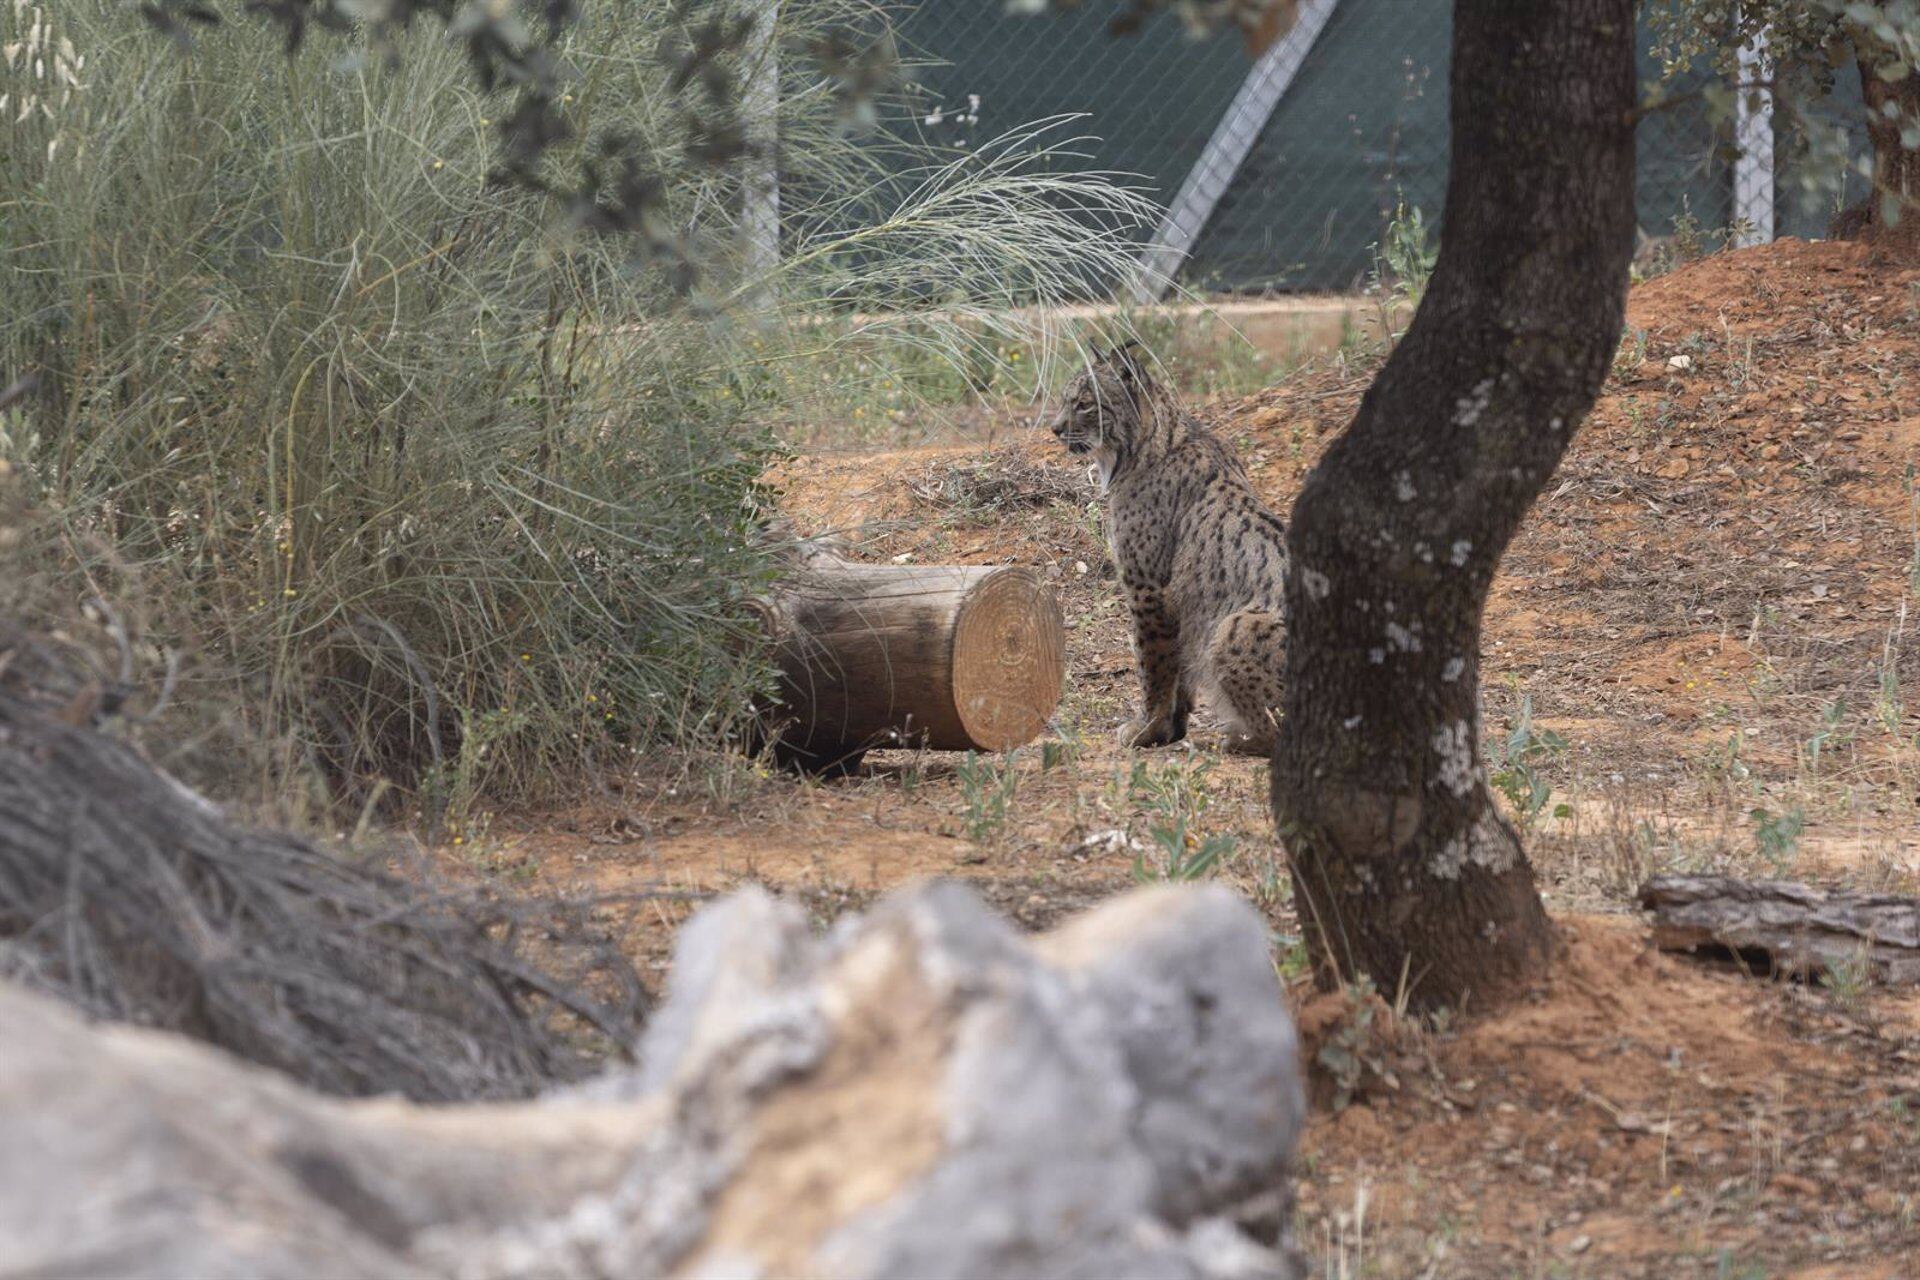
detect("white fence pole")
(1732, 20), (1775, 247)
(743, 0), (782, 285)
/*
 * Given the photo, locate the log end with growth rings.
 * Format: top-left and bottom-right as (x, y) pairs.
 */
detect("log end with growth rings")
(949, 567), (1066, 752)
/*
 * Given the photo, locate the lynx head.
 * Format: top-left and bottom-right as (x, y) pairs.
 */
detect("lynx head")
(1049, 342), (1163, 483)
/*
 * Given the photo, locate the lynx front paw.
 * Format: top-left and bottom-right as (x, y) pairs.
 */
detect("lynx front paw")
(1121, 715), (1186, 749)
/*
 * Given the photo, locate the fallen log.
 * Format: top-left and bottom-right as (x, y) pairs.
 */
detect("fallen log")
(760, 549), (1066, 768)
(1637, 875), (1920, 984)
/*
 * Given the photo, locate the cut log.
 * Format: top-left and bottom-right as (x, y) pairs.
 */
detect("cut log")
(1638, 875), (1920, 985)
(762, 558), (1065, 766)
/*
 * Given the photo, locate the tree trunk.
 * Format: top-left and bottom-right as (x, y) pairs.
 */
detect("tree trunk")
(1854, 47), (1920, 263)
(1270, 0), (1637, 1012)
(762, 559), (1066, 768)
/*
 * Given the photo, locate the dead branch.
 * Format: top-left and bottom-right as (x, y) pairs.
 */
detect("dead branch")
(0, 617), (647, 1101)
(1638, 875), (1920, 985)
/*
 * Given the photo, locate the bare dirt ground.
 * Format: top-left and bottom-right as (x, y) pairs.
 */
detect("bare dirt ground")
(477, 240), (1920, 1277)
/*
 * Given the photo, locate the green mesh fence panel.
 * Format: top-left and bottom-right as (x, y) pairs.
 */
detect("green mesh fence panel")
(885, 2), (1870, 294)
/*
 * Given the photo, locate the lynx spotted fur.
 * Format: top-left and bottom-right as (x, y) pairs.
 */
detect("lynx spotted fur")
(1050, 344), (1289, 754)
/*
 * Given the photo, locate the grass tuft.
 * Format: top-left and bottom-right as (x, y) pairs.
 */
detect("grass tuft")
(0, 2), (1155, 815)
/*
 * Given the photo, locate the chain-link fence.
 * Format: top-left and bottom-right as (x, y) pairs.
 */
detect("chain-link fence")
(888, 0), (1871, 296)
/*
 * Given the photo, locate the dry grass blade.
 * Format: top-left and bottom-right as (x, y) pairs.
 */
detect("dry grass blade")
(0, 624), (645, 1102)
(909, 449), (1096, 519)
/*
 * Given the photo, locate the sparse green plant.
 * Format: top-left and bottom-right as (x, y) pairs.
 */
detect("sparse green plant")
(1751, 805), (1806, 868)
(1593, 791), (1664, 896)
(1133, 752), (1216, 821)
(1711, 1253), (1772, 1280)
(1723, 322), (1758, 390)
(1613, 326), (1651, 378)
(419, 706), (529, 841)
(1104, 758), (1151, 817)
(1369, 196), (1437, 340)
(1334, 312), (1378, 363)
(1876, 664), (1905, 739)
(1247, 848), (1292, 916)
(1133, 822), (1235, 884)
(1106, 753), (1239, 883)
(1630, 202), (1766, 284)
(456, 832), (540, 884)
(1670, 205), (1707, 262)
(1820, 947), (1872, 1014)
(1314, 975), (1397, 1112)
(696, 747), (776, 810)
(1040, 721), (1086, 773)
(1888, 1094), (1920, 1142)
(1745, 647), (1787, 702)
(1802, 698), (1852, 775)
(1719, 728), (1753, 780)
(1701, 728), (1755, 797)
(1095, 307), (1283, 402)
(1273, 931), (1312, 981)
(1906, 464), (1920, 596)
(1489, 694), (1569, 827)
(1633, 203), (1707, 281)
(955, 750), (1021, 845)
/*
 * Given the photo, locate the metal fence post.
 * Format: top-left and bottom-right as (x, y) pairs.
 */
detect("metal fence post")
(1733, 18), (1775, 246)
(743, 0), (782, 286)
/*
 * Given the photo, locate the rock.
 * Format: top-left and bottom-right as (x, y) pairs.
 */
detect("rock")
(1036, 886), (1305, 1224)
(0, 880), (1304, 1280)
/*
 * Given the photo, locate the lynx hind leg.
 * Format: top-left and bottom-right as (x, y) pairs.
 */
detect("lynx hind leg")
(1207, 609), (1285, 755)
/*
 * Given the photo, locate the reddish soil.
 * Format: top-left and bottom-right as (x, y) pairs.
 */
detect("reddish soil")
(480, 239), (1920, 1276)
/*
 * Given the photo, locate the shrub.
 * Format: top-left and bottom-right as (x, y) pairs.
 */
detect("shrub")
(0, 1), (1151, 813)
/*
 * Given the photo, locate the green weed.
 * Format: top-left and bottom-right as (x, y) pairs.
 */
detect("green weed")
(955, 750), (1021, 845)
(1820, 948), (1871, 1014)
(1750, 805), (1806, 868)
(1802, 698), (1851, 776)
(1489, 695), (1570, 827)
(1116, 754), (1239, 883)
(1040, 721), (1086, 773)
(1371, 196), (1438, 315)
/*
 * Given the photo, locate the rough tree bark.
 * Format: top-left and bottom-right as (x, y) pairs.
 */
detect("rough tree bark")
(1270, 0), (1637, 1011)
(1855, 51), (1920, 261)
